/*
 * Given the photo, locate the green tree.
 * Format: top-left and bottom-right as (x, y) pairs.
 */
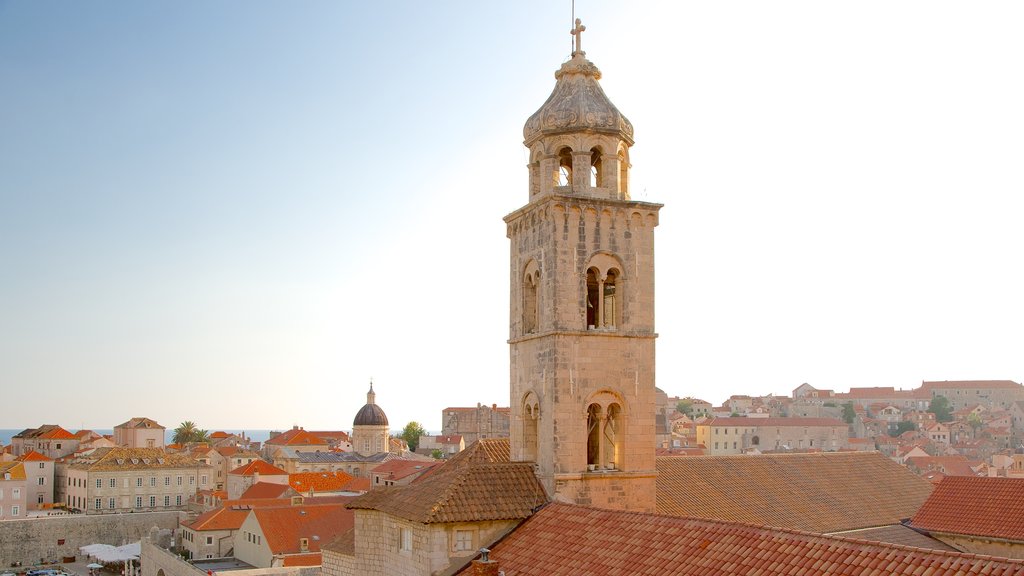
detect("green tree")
(967, 412), (984, 434)
(841, 402), (856, 424)
(890, 421), (916, 437)
(676, 399), (693, 416)
(172, 421), (210, 444)
(431, 449), (444, 459)
(928, 395), (953, 423)
(401, 421), (426, 452)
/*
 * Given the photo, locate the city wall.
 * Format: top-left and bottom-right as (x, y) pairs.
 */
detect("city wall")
(0, 512), (183, 568)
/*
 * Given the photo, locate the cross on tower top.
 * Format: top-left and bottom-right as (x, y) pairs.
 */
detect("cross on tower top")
(570, 18), (586, 57)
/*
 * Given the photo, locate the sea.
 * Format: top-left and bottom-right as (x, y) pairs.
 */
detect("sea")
(0, 429), (278, 447)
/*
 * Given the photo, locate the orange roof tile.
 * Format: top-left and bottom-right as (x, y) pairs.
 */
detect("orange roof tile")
(17, 450), (53, 462)
(656, 452), (933, 533)
(240, 482), (293, 499)
(0, 462), (27, 480)
(252, 503), (353, 555)
(265, 429), (328, 447)
(342, 477), (370, 492)
(229, 459), (287, 476)
(289, 471), (356, 493)
(348, 439), (544, 524)
(458, 503), (1024, 576)
(282, 553), (321, 567)
(911, 476), (1024, 541)
(210, 431), (230, 439)
(185, 506), (252, 532)
(706, 417), (845, 427)
(370, 459), (441, 482)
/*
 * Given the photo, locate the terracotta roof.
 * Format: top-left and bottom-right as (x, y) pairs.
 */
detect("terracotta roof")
(831, 525), (958, 551)
(17, 450), (53, 462)
(15, 425), (76, 440)
(252, 503), (353, 555)
(342, 477), (370, 492)
(922, 379), (1022, 390)
(369, 459), (441, 481)
(185, 506), (252, 532)
(905, 456), (983, 477)
(347, 440), (545, 524)
(65, 447), (208, 471)
(459, 503), (1024, 576)
(240, 482), (293, 499)
(705, 417), (845, 427)
(321, 529), (355, 556)
(656, 452), (933, 533)
(911, 476), (1024, 541)
(282, 553), (321, 567)
(460, 438), (511, 463)
(229, 459), (287, 476)
(116, 417), (164, 429)
(289, 471), (356, 493)
(266, 429), (328, 447)
(0, 461), (27, 480)
(210, 431), (230, 439)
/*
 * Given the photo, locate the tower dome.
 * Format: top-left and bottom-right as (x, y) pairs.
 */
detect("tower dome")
(522, 52), (633, 147)
(353, 383), (389, 427)
(520, 19), (635, 203)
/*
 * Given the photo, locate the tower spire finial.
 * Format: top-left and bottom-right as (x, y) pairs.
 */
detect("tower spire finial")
(570, 18), (586, 57)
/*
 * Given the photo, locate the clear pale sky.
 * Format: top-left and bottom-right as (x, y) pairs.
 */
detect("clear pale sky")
(2, 2), (1022, 432)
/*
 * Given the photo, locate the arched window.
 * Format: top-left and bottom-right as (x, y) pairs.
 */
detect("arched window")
(752, 435), (760, 446)
(603, 269), (619, 328)
(585, 257), (621, 330)
(586, 268), (600, 329)
(590, 147), (603, 188)
(523, 262), (539, 334)
(585, 396), (624, 471)
(586, 403), (601, 468)
(557, 147), (573, 187)
(603, 403), (622, 469)
(523, 394), (540, 462)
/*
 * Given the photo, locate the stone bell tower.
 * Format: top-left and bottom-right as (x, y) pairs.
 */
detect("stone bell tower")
(507, 20), (661, 512)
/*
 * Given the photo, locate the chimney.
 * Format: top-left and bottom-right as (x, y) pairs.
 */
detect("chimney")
(471, 548), (500, 576)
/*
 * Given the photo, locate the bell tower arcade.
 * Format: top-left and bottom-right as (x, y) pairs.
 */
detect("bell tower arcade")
(507, 22), (661, 512)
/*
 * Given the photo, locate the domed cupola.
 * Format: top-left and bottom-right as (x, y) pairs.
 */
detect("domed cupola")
(353, 383), (388, 427)
(522, 55), (633, 148)
(522, 19), (634, 202)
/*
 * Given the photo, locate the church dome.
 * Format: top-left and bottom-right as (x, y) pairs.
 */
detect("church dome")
(353, 383), (389, 427)
(523, 52), (634, 147)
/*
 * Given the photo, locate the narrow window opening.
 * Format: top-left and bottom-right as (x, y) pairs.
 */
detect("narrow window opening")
(603, 269), (618, 328)
(604, 403), (622, 469)
(523, 270), (538, 334)
(586, 404), (601, 468)
(590, 148), (602, 188)
(586, 268), (600, 329)
(557, 148), (572, 187)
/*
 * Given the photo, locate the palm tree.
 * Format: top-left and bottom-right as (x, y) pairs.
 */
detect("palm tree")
(173, 421), (209, 444)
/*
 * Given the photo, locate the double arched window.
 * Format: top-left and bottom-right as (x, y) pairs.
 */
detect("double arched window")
(586, 392), (624, 471)
(585, 253), (622, 330)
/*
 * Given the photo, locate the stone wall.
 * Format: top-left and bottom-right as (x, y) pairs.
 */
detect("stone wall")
(140, 540), (319, 576)
(0, 511), (183, 567)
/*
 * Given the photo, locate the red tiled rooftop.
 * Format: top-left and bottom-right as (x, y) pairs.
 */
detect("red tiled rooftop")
(240, 482), (292, 499)
(17, 450), (53, 462)
(458, 502), (1024, 576)
(229, 459), (287, 476)
(911, 476), (1024, 541)
(289, 471), (355, 493)
(253, 503), (353, 555)
(265, 428), (327, 446)
(656, 452), (933, 533)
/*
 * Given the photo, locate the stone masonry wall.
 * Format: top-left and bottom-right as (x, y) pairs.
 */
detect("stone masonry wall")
(0, 511), (183, 567)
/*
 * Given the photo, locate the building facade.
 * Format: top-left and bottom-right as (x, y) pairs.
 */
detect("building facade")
(696, 417), (849, 455)
(59, 447), (211, 514)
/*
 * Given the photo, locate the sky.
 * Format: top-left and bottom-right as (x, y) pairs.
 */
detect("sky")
(2, 2), (1022, 433)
